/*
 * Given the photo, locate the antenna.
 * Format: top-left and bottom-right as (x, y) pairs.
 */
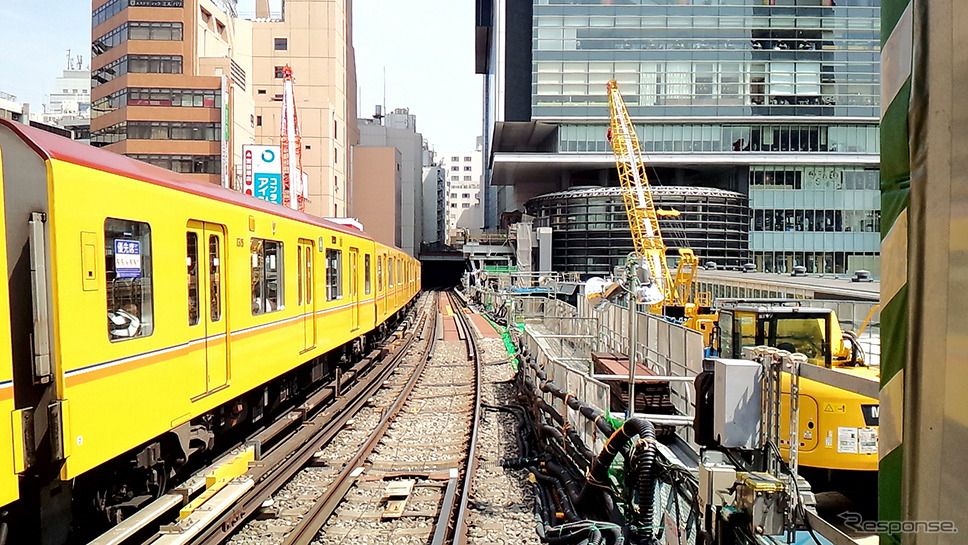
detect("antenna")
(382, 66), (386, 124)
(66, 49), (72, 69)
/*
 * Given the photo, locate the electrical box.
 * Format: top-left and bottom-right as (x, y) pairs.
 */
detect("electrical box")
(713, 358), (762, 449)
(735, 472), (787, 536)
(699, 451), (737, 510)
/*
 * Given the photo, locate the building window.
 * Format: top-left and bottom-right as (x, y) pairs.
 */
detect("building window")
(95, 121), (221, 146)
(463, 166), (472, 171)
(450, 203), (457, 208)
(326, 249), (343, 301)
(256, 115), (263, 126)
(128, 154), (220, 174)
(450, 176), (459, 181)
(464, 156), (472, 161)
(450, 192), (457, 198)
(251, 238), (284, 314)
(451, 166), (459, 171)
(274, 66), (285, 78)
(93, 0), (184, 29)
(274, 37), (288, 50)
(93, 55), (183, 87)
(105, 218), (154, 341)
(463, 176), (472, 181)
(462, 193), (470, 198)
(451, 156), (459, 161)
(462, 203), (470, 208)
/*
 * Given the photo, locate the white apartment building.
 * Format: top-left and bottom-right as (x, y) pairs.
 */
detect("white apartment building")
(441, 150), (482, 243)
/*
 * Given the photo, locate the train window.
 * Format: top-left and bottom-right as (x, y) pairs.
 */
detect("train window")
(389, 257), (394, 287)
(251, 238), (284, 315)
(187, 233), (199, 326)
(397, 261), (402, 286)
(305, 246), (313, 304)
(377, 256), (383, 291)
(364, 254), (372, 295)
(209, 235), (221, 322)
(297, 249), (303, 305)
(105, 218), (154, 341)
(326, 249), (343, 301)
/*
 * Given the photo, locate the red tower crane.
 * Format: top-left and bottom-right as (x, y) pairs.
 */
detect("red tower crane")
(280, 65), (305, 211)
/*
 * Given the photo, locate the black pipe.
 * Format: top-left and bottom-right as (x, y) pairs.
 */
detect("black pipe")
(531, 468), (580, 523)
(630, 439), (658, 540)
(579, 417), (657, 544)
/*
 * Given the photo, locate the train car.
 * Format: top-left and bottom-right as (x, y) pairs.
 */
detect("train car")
(0, 119), (419, 542)
(0, 140), (18, 513)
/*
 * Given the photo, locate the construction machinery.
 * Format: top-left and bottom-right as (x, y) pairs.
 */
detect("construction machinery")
(279, 65), (305, 211)
(711, 301), (879, 473)
(606, 80), (878, 477)
(606, 80), (716, 341)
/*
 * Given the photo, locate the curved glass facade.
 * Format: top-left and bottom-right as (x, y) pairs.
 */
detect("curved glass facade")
(533, 0), (880, 118)
(525, 186), (749, 275)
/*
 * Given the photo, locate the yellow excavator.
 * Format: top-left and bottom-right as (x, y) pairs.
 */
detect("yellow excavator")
(711, 302), (879, 472)
(606, 80), (878, 476)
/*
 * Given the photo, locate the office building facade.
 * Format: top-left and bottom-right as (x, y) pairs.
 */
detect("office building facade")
(90, 0), (255, 186)
(525, 185), (748, 275)
(477, 0), (881, 275)
(90, 0), (358, 219)
(357, 109), (426, 256)
(440, 150), (484, 242)
(249, 0), (358, 218)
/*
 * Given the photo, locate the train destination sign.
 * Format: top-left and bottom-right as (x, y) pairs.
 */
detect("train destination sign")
(114, 240), (142, 278)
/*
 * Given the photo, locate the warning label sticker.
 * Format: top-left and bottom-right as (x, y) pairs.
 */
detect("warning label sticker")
(838, 427), (858, 454)
(858, 427), (878, 454)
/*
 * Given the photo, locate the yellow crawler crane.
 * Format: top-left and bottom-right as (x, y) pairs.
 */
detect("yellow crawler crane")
(606, 80), (716, 341)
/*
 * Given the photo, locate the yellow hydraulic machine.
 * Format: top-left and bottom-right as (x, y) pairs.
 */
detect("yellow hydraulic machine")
(606, 80), (716, 341)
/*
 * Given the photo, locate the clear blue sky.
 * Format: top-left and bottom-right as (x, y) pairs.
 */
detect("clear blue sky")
(0, 0), (483, 152)
(0, 1), (91, 110)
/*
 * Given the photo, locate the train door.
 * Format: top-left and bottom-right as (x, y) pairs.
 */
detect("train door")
(188, 221), (228, 394)
(349, 248), (360, 330)
(298, 239), (316, 351)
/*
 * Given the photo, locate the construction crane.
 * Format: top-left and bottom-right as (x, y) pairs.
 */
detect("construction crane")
(606, 80), (714, 338)
(280, 65), (305, 212)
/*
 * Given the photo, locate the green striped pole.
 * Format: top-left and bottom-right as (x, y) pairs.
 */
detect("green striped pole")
(879, 0), (912, 543)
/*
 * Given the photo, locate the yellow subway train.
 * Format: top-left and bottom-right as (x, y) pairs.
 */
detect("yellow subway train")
(0, 119), (419, 542)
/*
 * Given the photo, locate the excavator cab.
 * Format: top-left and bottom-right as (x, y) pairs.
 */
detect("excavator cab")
(713, 304), (862, 368)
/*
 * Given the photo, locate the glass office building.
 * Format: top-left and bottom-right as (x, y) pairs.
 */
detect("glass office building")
(478, 0), (881, 276)
(525, 186), (749, 275)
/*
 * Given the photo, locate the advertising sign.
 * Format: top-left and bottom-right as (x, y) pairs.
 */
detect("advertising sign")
(221, 75), (230, 188)
(114, 240), (142, 278)
(242, 145), (283, 205)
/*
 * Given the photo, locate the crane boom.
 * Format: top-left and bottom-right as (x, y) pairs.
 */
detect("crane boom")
(280, 65), (305, 212)
(606, 80), (678, 305)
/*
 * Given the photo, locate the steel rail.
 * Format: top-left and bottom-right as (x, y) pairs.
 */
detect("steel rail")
(94, 339), (374, 545)
(447, 290), (483, 545)
(281, 295), (441, 545)
(140, 300), (430, 545)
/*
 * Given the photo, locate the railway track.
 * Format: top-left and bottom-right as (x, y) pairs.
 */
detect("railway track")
(87, 295), (430, 545)
(277, 290), (481, 545)
(90, 289), (486, 545)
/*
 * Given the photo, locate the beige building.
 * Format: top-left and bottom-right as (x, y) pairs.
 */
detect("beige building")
(249, 0), (358, 218)
(351, 146), (400, 248)
(90, 0), (358, 219)
(90, 0), (256, 186)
